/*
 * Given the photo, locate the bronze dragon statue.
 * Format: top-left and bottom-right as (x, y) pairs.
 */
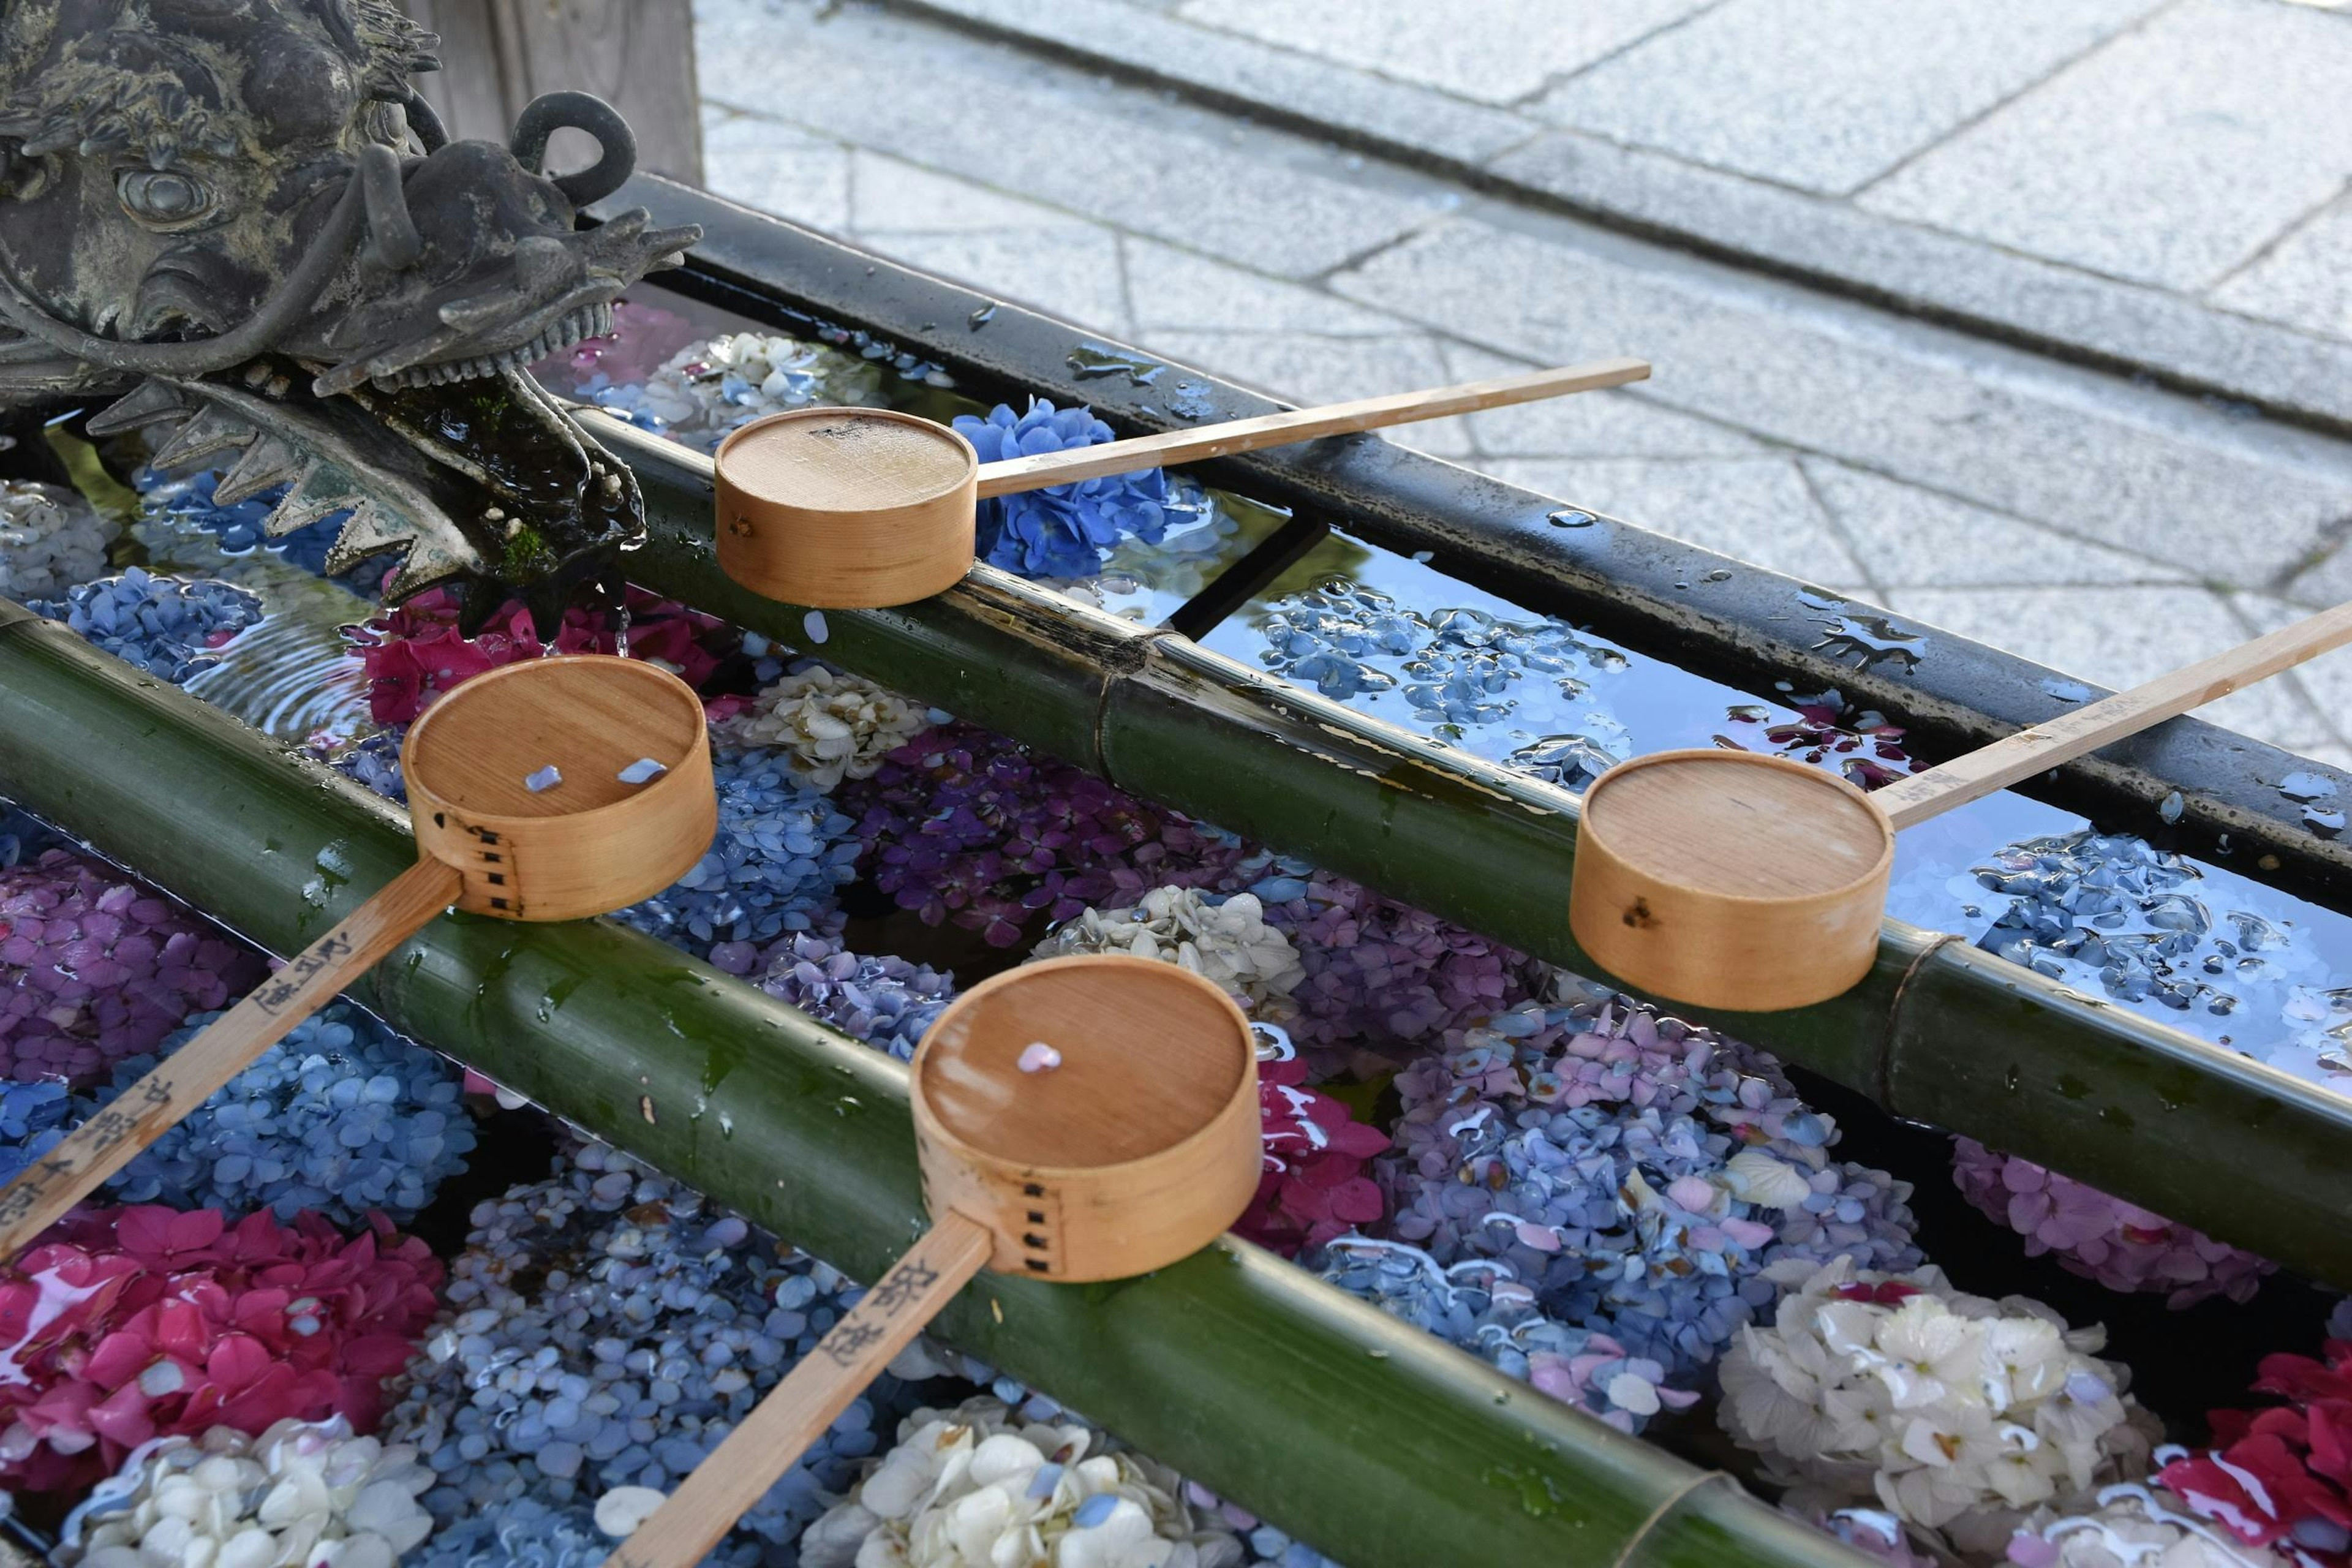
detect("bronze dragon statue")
(0, 0), (701, 627)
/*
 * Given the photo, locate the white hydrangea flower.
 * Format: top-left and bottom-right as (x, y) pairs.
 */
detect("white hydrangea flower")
(1718, 1259), (2158, 1559)
(57, 1417), (434, 1568)
(1032, 888), (1306, 1009)
(714, 666), (928, 789)
(801, 1397), (1242, 1568)
(2010, 1482), (2274, 1568)
(0, 480), (118, 601)
(631, 332), (885, 439)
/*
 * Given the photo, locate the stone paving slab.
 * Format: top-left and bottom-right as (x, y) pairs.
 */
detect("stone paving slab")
(881, 0), (2352, 432)
(1858, 0), (2352, 292)
(1330, 221), (2352, 592)
(2212, 195), (2352, 342)
(1172, 0), (1711, 105)
(696, 0), (1449, 277)
(1534, 0), (2158, 196)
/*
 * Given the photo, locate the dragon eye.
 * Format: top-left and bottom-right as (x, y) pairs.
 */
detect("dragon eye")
(116, 166), (216, 227)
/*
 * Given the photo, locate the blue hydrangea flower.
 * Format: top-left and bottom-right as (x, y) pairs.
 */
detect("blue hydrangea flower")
(331, 729), (409, 804)
(407, 1498), (612, 1568)
(29, 566), (263, 683)
(953, 400), (1167, 580)
(755, 932), (956, 1061)
(617, 748), (858, 956)
(1313, 1233), (1693, 1434)
(0, 1079), (77, 1185)
(385, 1144), (900, 1562)
(105, 1001), (474, 1225)
(1381, 984), (1918, 1376)
(144, 469), (384, 595)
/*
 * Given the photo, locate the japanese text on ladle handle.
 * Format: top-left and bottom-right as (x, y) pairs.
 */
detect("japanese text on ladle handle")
(0, 857), (461, 1256)
(972, 357), (1652, 499)
(1873, 596), (2352, 833)
(599, 1210), (995, 1568)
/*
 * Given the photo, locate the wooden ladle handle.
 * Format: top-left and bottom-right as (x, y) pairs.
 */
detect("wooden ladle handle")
(0, 857), (461, 1256)
(972, 357), (1651, 499)
(1873, 597), (2352, 832)
(598, 1211), (994, 1568)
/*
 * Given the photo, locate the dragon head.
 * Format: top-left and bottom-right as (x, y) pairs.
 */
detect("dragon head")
(0, 0), (701, 619)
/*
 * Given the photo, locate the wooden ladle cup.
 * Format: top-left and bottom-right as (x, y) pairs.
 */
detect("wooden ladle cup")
(1569, 598), (2352, 1011)
(600, 954), (1261, 1568)
(0, 655), (715, 1254)
(711, 357), (1651, 608)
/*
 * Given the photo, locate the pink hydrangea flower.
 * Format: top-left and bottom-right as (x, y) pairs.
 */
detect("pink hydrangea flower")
(1952, 1139), (2272, 1309)
(349, 586), (733, 726)
(2, 850), (263, 1087)
(1238, 1049), (1389, 1256)
(0, 1205), (443, 1493)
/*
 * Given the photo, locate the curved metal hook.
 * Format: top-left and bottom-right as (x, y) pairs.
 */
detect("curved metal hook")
(510, 90), (636, 208)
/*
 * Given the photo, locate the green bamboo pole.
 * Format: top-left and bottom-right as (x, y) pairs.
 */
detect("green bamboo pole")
(0, 601), (1857, 1568)
(589, 415), (2352, 1290)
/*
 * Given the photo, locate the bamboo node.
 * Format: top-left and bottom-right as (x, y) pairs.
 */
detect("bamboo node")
(1610, 1471), (1731, 1568)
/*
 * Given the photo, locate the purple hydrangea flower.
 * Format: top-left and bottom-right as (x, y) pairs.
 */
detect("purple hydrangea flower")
(842, 723), (1251, 948)
(752, 932), (957, 1061)
(954, 400), (1168, 580)
(1, 848), (263, 1086)
(1951, 1137), (2272, 1308)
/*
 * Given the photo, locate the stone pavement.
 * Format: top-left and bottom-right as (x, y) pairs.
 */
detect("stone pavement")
(690, 0), (2352, 767)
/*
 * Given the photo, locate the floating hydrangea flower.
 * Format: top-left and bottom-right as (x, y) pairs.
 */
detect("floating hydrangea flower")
(1178, 1485), (1342, 1568)
(105, 1003), (474, 1226)
(845, 723), (1253, 949)
(407, 1495), (615, 1568)
(1315, 1235), (1694, 1434)
(1381, 985), (1918, 1375)
(753, 932), (956, 1061)
(0, 1205), (443, 1494)
(1034, 888), (1306, 1011)
(1718, 690), (1913, 790)
(1254, 580), (1631, 782)
(1951, 1139), (2272, 1310)
(582, 330), (886, 447)
(383, 1144), (894, 1558)
(1718, 1257), (2158, 1560)
(1242, 1024), (1386, 1256)
(2003, 1482), (2274, 1568)
(30, 567), (264, 683)
(2157, 1339), (2352, 1564)
(618, 749), (858, 956)
(142, 468), (382, 595)
(954, 399), (1169, 581)
(0, 1076), (75, 1183)
(1958, 831), (2288, 1021)
(1250, 867), (1532, 1074)
(2, 848), (264, 1086)
(327, 729), (408, 805)
(797, 1396), (1240, 1568)
(712, 665), (928, 790)
(0, 479), (118, 601)
(349, 586), (733, 728)
(57, 1414), (435, 1568)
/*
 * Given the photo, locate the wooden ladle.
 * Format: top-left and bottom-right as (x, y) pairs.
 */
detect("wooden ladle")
(0, 655), (715, 1254)
(711, 356), (1651, 608)
(598, 954), (1261, 1568)
(1567, 598), (2352, 1012)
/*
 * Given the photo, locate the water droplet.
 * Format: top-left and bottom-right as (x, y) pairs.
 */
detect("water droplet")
(2158, 791), (2184, 824)
(968, 303), (998, 330)
(1546, 509), (1596, 529)
(1066, 344), (1164, 385)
